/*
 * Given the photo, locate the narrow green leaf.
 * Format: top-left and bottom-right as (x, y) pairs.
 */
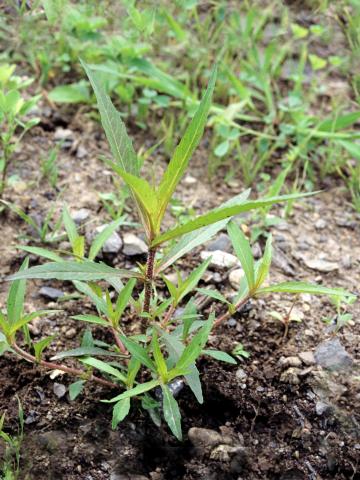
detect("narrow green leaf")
(157, 66), (217, 225)
(71, 314), (109, 326)
(51, 347), (119, 360)
(7, 258), (29, 327)
(80, 357), (127, 383)
(177, 257), (211, 304)
(73, 281), (108, 316)
(152, 331), (168, 379)
(162, 384), (182, 440)
(0, 312), (9, 337)
(104, 379), (160, 403)
(203, 349), (237, 364)
(18, 246), (62, 262)
(157, 190), (251, 272)
(48, 82), (90, 104)
(69, 380), (85, 400)
(106, 160), (158, 218)
(114, 279), (136, 325)
(255, 234), (272, 288)
(81, 60), (139, 175)
(257, 281), (355, 301)
(62, 205), (79, 250)
(34, 335), (55, 362)
(89, 216), (127, 261)
(0, 200), (39, 233)
(121, 336), (156, 372)
(8, 260), (141, 282)
(152, 192), (316, 246)
(112, 398), (131, 429)
(160, 329), (203, 403)
(196, 288), (231, 305)
(228, 221), (255, 290)
(318, 111), (360, 132)
(337, 139), (360, 161)
(175, 314), (214, 372)
(9, 309), (57, 335)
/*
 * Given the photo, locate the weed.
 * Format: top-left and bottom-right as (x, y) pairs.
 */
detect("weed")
(2, 65), (355, 441)
(0, 397), (24, 480)
(0, 64), (40, 197)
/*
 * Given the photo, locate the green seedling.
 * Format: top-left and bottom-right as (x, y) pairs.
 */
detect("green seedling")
(1, 200), (63, 244)
(19, 204), (129, 263)
(5, 64), (355, 441)
(40, 146), (60, 188)
(0, 397), (24, 480)
(0, 64), (40, 198)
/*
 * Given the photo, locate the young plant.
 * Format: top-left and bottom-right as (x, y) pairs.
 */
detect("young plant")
(0, 397), (24, 480)
(6, 63), (355, 441)
(0, 64), (40, 197)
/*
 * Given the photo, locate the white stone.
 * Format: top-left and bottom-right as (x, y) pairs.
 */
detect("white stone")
(228, 268), (244, 289)
(201, 250), (240, 269)
(123, 233), (148, 256)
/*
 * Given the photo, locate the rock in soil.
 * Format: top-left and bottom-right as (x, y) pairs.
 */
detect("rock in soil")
(279, 356), (302, 368)
(228, 268), (244, 289)
(298, 351), (316, 365)
(201, 250), (240, 269)
(39, 286), (64, 300)
(280, 367), (301, 385)
(315, 401), (333, 416)
(95, 224), (123, 253)
(53, 383), (66, 398)
(72, 208), (90, 224)
(303, 258), (339, 272)
(206, 233), (232, 252)
(314, 338), (353, 371)
(122, 233), (147, 256)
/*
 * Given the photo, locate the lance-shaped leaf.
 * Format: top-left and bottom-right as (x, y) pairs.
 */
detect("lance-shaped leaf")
(104, 159), (158, 239)
(89, 216), (127, 261)
(257, 282), (355, 301)
(162, 384), (182, 440)
(156, 66), (217, 228)
(81, 60), (139, 176)
(228, 221), (255, 291)
(112, 398), (131, 429)
(8, 261), (141, 282)
(157, 189), (251, 272)
(255, 234), (272, 288)
(7, 258), (29, 328)
(80, 357), (127, 383)
(152, 192), (316, 246)
(104, 379), (160, 403)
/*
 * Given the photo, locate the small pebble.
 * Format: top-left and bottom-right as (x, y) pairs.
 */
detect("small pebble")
(298, 351), (316, 366)
(39, 286), (64, 300)
(53, 383), (66, 398)
(123, 233), (148, 256)
(201, 250), (240, 269)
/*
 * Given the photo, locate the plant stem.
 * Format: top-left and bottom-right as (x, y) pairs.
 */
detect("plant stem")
(11, 342), (118, 389)
(213, 295), (250, 329)
(143, 247), (157, 314)
(161, 303), (176, 328)
(110, 326), (128, 355)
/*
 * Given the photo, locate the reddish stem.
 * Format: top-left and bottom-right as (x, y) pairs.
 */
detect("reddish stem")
(143, 247), (157, 314)
(11, 342), (118, 389)
(111, 327), (128, 355)
(213, 296), (250, 329)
